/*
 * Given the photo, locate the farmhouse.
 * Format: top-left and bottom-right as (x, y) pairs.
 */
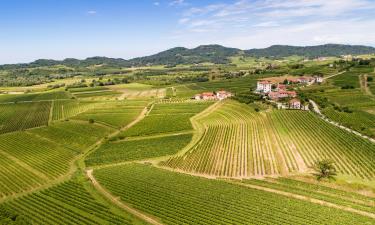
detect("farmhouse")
(289, 98), (301, 109)
(256, 80), (272, 93)
(313, 75), (323, 83)
(296, 77), (315, 85)
(194, 90), (232, 101)
(268, 90), (297, 100)
(276, 84), (286, 91)
(216, 90), (233, 100)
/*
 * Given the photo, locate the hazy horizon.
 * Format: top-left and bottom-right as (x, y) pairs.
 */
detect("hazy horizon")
(1, 0), (375, 64)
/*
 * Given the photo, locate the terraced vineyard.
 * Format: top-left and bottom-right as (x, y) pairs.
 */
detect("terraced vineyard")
(1, 180), (138, 224)
(94, 163), (374, 225)
(161, 100), (375, 179)
(0, 101), (51, 134)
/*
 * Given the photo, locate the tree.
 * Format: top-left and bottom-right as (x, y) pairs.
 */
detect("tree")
(89, 118), (95, 124)
(312, 159), (337, 181)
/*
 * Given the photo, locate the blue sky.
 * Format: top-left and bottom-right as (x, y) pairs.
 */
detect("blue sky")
(1, 0), (375, 64)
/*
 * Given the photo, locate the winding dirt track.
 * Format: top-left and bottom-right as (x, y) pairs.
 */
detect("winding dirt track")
(86, 169), (162, 225)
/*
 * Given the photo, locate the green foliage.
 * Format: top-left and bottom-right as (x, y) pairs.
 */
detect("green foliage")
(245, 44), (375, 58)
(312, 160), (337, 181)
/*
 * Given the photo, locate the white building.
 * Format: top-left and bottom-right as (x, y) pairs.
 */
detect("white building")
(216, 91), (232, 100)
(314, 76), (323, 83)
(289, 99), (301, 109)
(256, 80), (272, 93)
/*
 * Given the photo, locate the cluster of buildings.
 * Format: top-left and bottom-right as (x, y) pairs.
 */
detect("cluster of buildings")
(194, 90), (233, 101)
(256, 77), (317, 110)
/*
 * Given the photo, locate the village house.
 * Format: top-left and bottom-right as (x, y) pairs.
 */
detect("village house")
(256, 80), (272, 93)
(216, 90), (232, 100)
(289, 98), (301, 109)
(313, 75), (323, 83)
(194, 90), (232, 101)
(195, 92), (216, 100)
(276, 83), (286, 91)
(268, 90), (297, 100)
(297, 77), (315, 85)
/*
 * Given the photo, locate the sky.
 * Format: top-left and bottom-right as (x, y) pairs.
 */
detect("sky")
(1, 0), (375, 64)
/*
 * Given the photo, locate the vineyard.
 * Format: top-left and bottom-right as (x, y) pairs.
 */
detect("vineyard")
(93, 163), (374, 225)
(0, 101), (51, 134)
(239, 177), (375, 214)
(85, 133), (192, 166)
(1, 180), (138, 224)
(0, 91), (71, 103)
(28, 120), (114, 151)
(120, 101), (212, 137)
(72, 100), (148, 128)
(161, 100), (375, 179)
(51, 100), (99, 121)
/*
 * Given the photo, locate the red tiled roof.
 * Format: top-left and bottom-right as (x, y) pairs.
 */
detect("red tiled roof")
(258, 80), (272, 84)
(289, 98), (300, 103)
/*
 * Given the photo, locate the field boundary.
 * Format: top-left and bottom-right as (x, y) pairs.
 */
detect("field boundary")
(229, 180), (375, 219)
(309, 100), (375, 143)
(86, 169), (162, 225)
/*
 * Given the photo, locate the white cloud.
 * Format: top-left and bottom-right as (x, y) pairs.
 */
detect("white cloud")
(171, 0), (375, 47)
(153, 2), (160, 6)
(87, 10), (97, 15)
(170, 0), (188, 7)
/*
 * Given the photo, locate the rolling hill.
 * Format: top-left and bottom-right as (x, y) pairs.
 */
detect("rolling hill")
(2, 44), (375, 69)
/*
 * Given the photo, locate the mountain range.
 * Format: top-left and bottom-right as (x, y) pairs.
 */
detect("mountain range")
(2, 44), (375, 69)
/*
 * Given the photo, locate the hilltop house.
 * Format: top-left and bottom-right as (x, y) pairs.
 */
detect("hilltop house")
(194, 90), (232, 101)
(256, 80), (272, 93)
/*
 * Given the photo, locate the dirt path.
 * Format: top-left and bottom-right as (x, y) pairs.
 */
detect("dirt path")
(309, 100), (375, 143)
(160, 101), (223, 158)
(114, 131), (194, 142)
(361, 74), (374, 96)
(230, 181), (375, 219)
(86, 169), (162, 225)
(324, 71), (346, 80)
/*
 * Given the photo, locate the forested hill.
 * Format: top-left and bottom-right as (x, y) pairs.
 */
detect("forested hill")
(245, 44), (375, 58)
(2, 44), (375, 69)
(127, 45), (241, 66)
